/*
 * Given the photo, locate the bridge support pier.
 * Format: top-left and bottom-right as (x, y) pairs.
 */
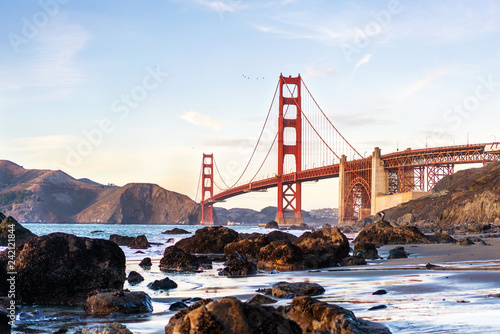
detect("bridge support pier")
(371, 147), (388, 215)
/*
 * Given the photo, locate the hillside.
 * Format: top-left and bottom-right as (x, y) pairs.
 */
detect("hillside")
(383, 162), (500, 229)
(0, 160), (200, 224)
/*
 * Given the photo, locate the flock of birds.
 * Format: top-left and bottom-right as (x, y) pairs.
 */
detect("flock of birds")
(242, 75), (265, 80)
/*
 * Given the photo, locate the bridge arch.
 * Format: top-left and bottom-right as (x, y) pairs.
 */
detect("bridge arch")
(344, 177), (371, 221)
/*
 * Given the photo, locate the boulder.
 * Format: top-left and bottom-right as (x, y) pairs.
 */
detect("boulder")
(159, 246), (201, 272)
(353, 242), (379, 260)
(388, 246), (408, 259)
(218, 253), (257, 277)
(175, 226), (239, 254)
(109, 234), (135, 246)
(0, 215), (36, 246)
(128, 235), (151, 249)
(162, 228), (191, 234)
(139, 257), (152, 269)
(247, 294), (277, 305)
(288, 223), (312, 230)
(0, 305), (10, 334)
(7, 233), (125, 305)
(456, 237), (475, 246)
(428, 233), (456, 244)
(272, 282), (325, 298)
(293, 227), (350, 268)
(267, 230), (298, 243)
(148, 277), (178, 290)
(341, 256), (367, 266)
(127, 271), (144, 285)
(283, 296), (392, 334)
(84, 290), (152, 316)
(265, 220), (279, 229)
(322, 223), (332, 229)
(80, 323), (133, 334)
(170, 301), (188, 311)
(257, 241), (305, 271)
(354, 222), (431, 245)
(224, 234), (269, 261)
(164, 297), (301, 334)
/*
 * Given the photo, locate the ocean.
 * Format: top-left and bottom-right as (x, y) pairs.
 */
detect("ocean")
(8, 224), (500, 334)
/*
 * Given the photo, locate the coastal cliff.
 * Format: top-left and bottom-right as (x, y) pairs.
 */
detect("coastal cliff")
(0, 160), (200, 224)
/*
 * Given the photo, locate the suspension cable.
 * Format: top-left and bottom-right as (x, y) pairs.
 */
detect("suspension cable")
(213, 157), (231, 190)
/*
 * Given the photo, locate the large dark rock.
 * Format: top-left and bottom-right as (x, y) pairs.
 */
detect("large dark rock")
(159, 246), (201, 272)
(283, 296), (392, 334)
(272, 282), (325, 298)
(258, 241), (305, 271)
(148, 277), (178, 290)
(247, 294), (277, 305)
(265, 220), (279, 229)
(341, 256), (367, 266)
(139, 257), (152, 269)
(293, 227), (350, 268)
(128, 235), (151, 249)
(109, 234), (135, 246)
(7, 233), (125, 305)
(224, 234), (269, 261)
(388, 246), (408, 259)
(354, 222), (431, 245)
(0, 215), (36, 246)
(218, 253), (257, 277)
(175, 226), (239, 254)
(353, 242), (379, 260)
(84, 290), (152, 316)
(428, 233), (456, 243)
(164, 297), (301, 334)
(162, 228), (191, 234)
(267, 230), (298, 243)
(80, 322), (133, 334)
(127, 271), (144, 285)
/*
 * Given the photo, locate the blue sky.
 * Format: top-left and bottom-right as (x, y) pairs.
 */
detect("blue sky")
(1, 0), (499, 211)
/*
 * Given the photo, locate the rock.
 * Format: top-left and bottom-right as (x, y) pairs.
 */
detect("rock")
(218, 253), (257, 277)
(353, 242), (379, 260)
(166, 238), (175, 243)
(90, 230), (104, 234)
(247, 294), (277, 305)
(139, 257), (152, 269)
(0, 306), (10, 334)
(159, 246), (201, 272)
(368, 305), (388, 311)
(397, 213), (415, 225)
(84, 290), (153, 316)
(372, 290), (387, 295)
(224, 234), (269, 261)
(322, 223), (332, 229)
(80, 323), (133, 334)
(170, 301), (188, 311)
(271, 282), (325, 298)
(428, 233), (456, 243)
(257, 241), (305, 271)
(388, 246), (408, 259)
(109, 234), (135, 246)
(456, 237), (475, 246)
(127, 271), (144, 285)
(341, 256), (367, 266)
(288, 223), (311, 230)
(267, 230), (298, 242)
(293, 227), (350, 268)
(148, 277), (178, 290)
(175, 226), (239, 254)
(283, 296), (392, 334)
(265, 220), (279, 229)
(162, 228), (191, 234)
(128, 235), (151, 249)
(5, 232), (125, 305)
(164, 297), (301, 334)
(0, 215), (36, 246)
(354, 222), (431, 245)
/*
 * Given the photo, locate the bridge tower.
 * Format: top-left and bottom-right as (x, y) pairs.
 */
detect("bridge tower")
(276, 74), (303, 226)
(201, 153), (214, 225)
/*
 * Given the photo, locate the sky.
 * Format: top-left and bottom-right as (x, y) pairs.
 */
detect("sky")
(1, 0), (499, 211)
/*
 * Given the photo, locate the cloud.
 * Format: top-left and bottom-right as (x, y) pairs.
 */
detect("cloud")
(304, 65), (336, 78)
(353, 54), (372, 72)
(397, 69), (449, 101)
(179, 111), (227, 131)
(192, 0), (245, 13)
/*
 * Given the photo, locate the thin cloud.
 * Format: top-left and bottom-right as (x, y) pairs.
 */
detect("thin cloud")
(304, 65), (336, 78)
(192, 0), (244, 13)
(180, 111), (227, 131)
(398, 69), (449, 101)
(353, 54), (372, 72)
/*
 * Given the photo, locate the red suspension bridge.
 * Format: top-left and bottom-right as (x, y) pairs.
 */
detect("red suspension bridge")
(198, 74), (500, 225)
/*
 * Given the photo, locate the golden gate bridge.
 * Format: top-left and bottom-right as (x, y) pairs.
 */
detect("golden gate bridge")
(197, 74), (500, 225)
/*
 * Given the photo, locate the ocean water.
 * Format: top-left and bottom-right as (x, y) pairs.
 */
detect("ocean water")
(9, 224), (500, 334)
